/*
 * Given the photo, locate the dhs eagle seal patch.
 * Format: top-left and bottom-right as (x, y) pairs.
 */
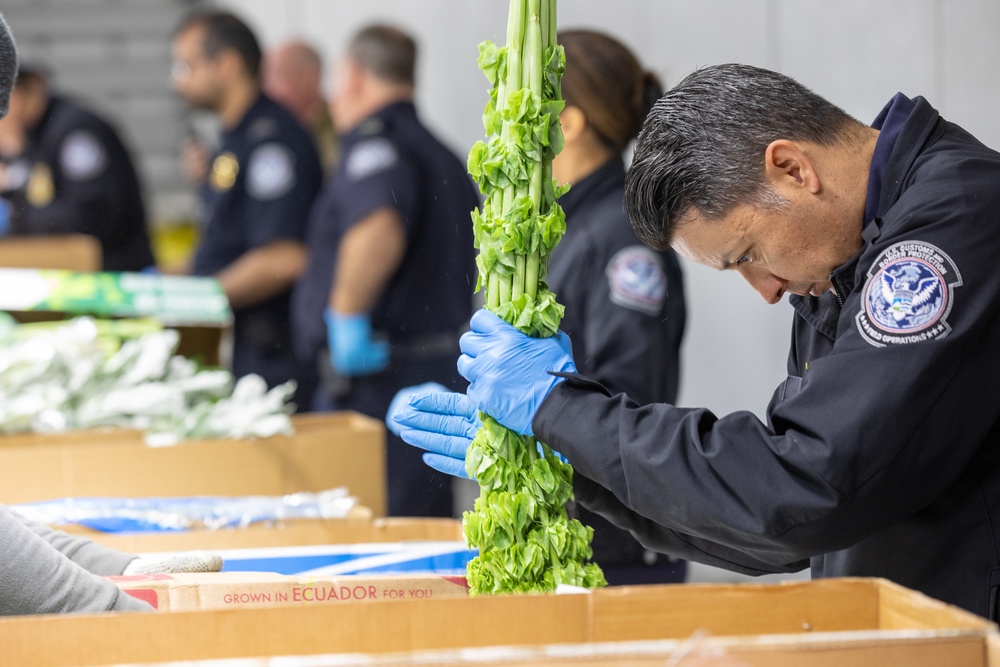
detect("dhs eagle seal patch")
(856, 240), (962, 347)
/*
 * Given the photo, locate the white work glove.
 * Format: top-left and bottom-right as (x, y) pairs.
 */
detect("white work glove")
(122, 551), (223, 575)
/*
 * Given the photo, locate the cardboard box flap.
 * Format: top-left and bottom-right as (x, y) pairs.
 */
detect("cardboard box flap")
(108, 571), (471, 611)
(0, 412), (388, 516)
(0, 578), (995, 667)
(591, 578), (878, 641)
(106, 631), (1000, 667)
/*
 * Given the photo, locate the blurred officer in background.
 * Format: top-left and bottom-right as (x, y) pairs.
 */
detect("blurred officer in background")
(546, 30), (687, 584)
(0, 64), (155, 272)
(292, 25), (477, 517)
(171, 11), (323, 390)
(263, 40), (338, 172)
(0, 11), (221, 617)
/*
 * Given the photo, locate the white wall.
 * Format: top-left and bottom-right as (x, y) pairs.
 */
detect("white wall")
(217, 0), (1000, 421)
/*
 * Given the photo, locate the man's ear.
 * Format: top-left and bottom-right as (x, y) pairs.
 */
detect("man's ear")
(559, 105), (587, 146)
(765, 139), (821, 195)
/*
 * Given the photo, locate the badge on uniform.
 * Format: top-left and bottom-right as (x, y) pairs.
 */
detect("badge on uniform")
(26, 162), (55, 208)
(210, 152), (239, 192)
(856, 240), (963, 347)
(246, 143), (295, 200)
(605, 245), (667, 315)
(60, 130), (107, 180)
(345, 138), (398, 181)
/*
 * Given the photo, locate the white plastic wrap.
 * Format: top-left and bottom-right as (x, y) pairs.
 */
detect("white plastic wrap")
(0, 315), (296, 442)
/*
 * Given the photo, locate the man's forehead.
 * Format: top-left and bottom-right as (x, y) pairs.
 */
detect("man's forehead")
(671, 209), (744, 269)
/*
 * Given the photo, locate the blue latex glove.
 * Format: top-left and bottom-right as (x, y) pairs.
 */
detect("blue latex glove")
(385, 382), (449, 436)
(390, 391), (480, 479)
(457, 309), (576, 436)
(325, 308), (390, 376)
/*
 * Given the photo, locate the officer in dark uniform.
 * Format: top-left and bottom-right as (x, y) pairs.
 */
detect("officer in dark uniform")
(545, 31), (686, 585)
(397, 65), (1000, 618)
(171, 12), (323, 389)
(0, 66), (154, 272)
(292, 25), (477, 517)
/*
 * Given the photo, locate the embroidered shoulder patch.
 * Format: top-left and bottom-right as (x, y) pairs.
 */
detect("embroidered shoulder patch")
(345, 138), (398, 181)
(856, 240), (962, 347)
(605, 245), (667, 315)
(60, 130), (107, 180)
(246, 143), (295, 200)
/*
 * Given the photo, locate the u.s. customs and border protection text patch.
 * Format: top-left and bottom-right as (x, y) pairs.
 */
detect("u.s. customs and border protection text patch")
(856, 240), (962, 347)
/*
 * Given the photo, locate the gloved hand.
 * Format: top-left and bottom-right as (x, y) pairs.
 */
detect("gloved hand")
(385, 382), (449, 436)
(391, 391), (480, 479)
(122, 551), (223, 575)
(325, 308), (390, 376)
(458, 309), (576, 436)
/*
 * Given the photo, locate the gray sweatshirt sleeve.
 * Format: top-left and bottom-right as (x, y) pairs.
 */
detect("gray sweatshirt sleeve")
(8, 509), (136, 576)
(0, 505), (151, 615)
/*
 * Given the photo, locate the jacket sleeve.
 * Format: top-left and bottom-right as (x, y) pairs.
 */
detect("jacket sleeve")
(9, 509), (136, 576)
(574, 473), (807, 575)
(535, 188), (1000, 565)
(0, 505), (150, 615)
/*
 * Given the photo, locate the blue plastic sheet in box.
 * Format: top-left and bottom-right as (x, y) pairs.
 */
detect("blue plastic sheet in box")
(136, 541), (477, 576)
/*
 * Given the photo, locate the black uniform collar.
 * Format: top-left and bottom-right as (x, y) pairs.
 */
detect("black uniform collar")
(559, 156), (625, 221)
(27, 94), (62, 145)
(221, 92), (270, 140)
(344, 101), (417, 143)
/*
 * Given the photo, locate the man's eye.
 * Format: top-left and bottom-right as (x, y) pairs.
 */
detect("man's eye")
(736, 253), (753, 266)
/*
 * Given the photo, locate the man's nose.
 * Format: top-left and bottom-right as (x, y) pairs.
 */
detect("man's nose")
(739, 265), (786, 304)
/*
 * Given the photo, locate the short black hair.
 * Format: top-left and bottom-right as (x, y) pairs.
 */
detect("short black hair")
(175, 11), (262, 79)
(625, 63), (865, 249)
(347, 24), (417, 86)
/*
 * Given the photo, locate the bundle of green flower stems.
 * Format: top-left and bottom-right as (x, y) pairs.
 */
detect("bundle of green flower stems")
(464, 0), (606, 595)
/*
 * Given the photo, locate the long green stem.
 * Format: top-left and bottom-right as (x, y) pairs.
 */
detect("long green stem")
(513, 255), (525, 301)
(488, 272), (500, 309)
(525, 0), (542, 97)
(498, 273), (513, 307)
(526, 251), (539, 300)
(547, 0), (558, 56)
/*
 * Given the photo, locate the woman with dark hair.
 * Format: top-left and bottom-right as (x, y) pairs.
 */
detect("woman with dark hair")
(547, 30), (687, 585)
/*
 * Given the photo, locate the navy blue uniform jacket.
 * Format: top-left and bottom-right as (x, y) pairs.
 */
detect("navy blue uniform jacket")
(6, 95), (154, 272)
(194, 94), (322, 388)
(534, 95), (1000, 618)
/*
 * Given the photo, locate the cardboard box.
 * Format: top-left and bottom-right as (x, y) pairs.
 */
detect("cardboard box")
(0, 579), (995, 667)
(0, 268), (231, 365)
(0, 412), (388, 516)
(107, 632), (1000, 666)
(0, 234), (102, 271)
(109, 571), (469, 611)
(62, 517), (463, 553)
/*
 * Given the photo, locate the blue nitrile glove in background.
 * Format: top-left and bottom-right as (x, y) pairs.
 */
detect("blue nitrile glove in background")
(0, 199), (11, 237)
(457, 309), (576, 436)
(391, 391), (480, 479)
(385, 382), (449, 436)
(325, 308), (390, 376)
